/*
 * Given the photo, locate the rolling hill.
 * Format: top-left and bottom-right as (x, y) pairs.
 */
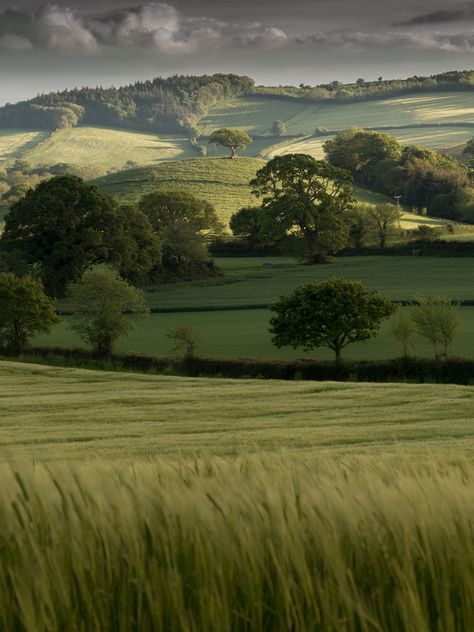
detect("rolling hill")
(93, 157), (264, 223)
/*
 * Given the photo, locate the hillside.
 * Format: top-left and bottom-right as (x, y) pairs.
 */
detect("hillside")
(1, 361), (473, 461)
(92, 156), (454, 229)
(93, 157), (264, 223)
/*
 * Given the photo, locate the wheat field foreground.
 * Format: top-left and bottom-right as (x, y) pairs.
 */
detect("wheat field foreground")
(1, 361), (474, 461)
(0, 457), (474, 631)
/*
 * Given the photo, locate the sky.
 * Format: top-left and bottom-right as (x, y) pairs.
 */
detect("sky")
(2, 1), (474, 103)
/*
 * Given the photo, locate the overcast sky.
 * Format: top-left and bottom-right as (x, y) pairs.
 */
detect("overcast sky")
(2, 1), (474, 103)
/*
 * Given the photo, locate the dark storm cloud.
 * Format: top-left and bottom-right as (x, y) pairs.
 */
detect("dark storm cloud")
(397, 3), (474, 26)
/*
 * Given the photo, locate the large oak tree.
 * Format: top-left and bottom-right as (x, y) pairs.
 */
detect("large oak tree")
(250, 154), (354, 263)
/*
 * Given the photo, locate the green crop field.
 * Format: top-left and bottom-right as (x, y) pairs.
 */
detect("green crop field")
(21, 126), (195, 171)
(1, 361), (473, 461)
(35, 256), (474, 360)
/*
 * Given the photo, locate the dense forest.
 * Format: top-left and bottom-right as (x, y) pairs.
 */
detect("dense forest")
(2, 71), (474, 134)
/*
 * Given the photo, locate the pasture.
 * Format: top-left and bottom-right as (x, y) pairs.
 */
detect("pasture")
(22, 126), (195, 171)
(201, 92), (474, 136)
(36, 257), (474, 360)
(94, 157), (264, 223)
(0, 129), (49, 160)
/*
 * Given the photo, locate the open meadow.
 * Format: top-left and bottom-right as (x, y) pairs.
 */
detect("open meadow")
(35, 256), (474, 360)
(0, 361), (473, 630)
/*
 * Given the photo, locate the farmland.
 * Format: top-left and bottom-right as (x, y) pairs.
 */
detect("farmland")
(22, 126), (195, 171)
(0, 129), (49, 159)
(1, 361), (473, 461)
(35, 256), (474, 360)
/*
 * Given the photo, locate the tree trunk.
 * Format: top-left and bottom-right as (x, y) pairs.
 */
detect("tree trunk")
(230, 146), (238, 159)
(304, 232), (330, 264)
(335, 345), (343, 367)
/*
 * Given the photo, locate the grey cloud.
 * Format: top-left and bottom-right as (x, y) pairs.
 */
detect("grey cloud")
(396, 3), (474, 26)
(0, 2), (288, 53)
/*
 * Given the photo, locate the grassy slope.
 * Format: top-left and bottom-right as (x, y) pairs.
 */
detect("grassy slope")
(93, 157), (264, 224)
(0, 129), (49, 160)
(1, 361), (473, 461)
(201, 92), (474, 135)
(22, 126), (195, 170)
(93, 156), (448, 229)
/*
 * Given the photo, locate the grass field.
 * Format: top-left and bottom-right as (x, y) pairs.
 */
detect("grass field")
(35, 256), (474, 360)
(93, 157), (451, 229)
(21, 126), (195, 171)
(0, 129), (49, 160)
(94, 157), (264, 223)
(201, 92), (474, 136)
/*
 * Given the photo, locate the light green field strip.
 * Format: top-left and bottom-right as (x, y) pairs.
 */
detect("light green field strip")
(0, 129), (49, 160)
(23, 126), (195, 170)
(202, 93), (474, 136)
(0, 361), (473, 461)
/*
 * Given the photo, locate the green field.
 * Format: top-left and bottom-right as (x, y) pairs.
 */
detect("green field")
(1, 361), (473, 461)
(94, 157), (264, 223)
(22, 126), (195, 171)
(201, 92), (474, 136)
(36, 256), (474, 360)
(93, 157), (450, 229)
(0, 129), (49, 160)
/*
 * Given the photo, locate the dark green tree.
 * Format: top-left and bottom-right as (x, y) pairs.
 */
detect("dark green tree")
(250, 154), (354, 263)
(270, 279), (395, 365)
(229, 206), (274, 249)
(0, 273), (59, 353)
(68, 268), (150, 356)
(0, 176), (152, 297)
(209, 128), (252, 159)
(138, 190), (221, 278)
(370, 204), (401, 249)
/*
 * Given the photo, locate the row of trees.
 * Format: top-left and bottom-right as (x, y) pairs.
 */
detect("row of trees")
(0, 176), (222, 297)
(324, 128), (474, 222)
(270, 280), (459, 364)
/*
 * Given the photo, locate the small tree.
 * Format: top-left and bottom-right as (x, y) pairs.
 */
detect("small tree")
(391, 308), (416, 358)
(412, 296), (459, 360)
(270, 279), (395, 365)
(209, 128), (252, 159)
(229, 206), (270, 249)
(68, 268), (150, 356)
(271, 120), (287, 136)
(167, 324), (199, 359)
(346, 205), (375, 251)
(0, 273), (59, 353)
(371, 204), (401, 249)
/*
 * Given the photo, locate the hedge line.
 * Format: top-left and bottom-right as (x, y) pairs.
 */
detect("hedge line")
(7, 346), (474, 385)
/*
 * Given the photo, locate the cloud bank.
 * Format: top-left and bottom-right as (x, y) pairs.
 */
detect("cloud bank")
(397, 2), (474, 26)
(0, 3), (288, 53)
(1, 2), (474, 56)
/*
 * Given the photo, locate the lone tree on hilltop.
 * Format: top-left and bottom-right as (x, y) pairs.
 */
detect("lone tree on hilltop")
(269, 279), (395, 365)
(209, 128), (252, 159)
(68, 268), (150, 356)
(251, 153), (354, 264)
(0, 273), (59, 353)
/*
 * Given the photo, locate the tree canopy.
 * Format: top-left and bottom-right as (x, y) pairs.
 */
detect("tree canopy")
(68, 268), (150, 356)
(208, 129), (252, 159)
(138, 190), (221, 278)
(251, 154), (354, 263)
(0, 273), (59, 353)
(0, 176), (161, 296)
(269, 279), (396, 364)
